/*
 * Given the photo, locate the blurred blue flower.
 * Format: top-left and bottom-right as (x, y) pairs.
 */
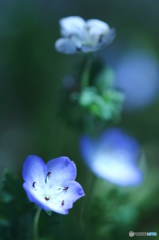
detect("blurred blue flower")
(114, 50), (159, 110)
(79, 128), (143, 186)
(55, 16), (115, 54)
(23, 155), (85, 214)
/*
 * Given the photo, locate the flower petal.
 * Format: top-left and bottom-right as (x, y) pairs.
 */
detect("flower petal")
(55, 38), (77, 54)
(47, 201), (73, 215)
(86, 19), (109, 47)
(79, 135), (95, 165)
(86, 19), (110, 33)
(81, 45), (100, 53)
(61, 181), (85, 203)
(79, 128), (143, 187)
(22, 155), (47, 187)
(46, 181), (85, 214)
(99, 128), (140, 164)
(86, 19), (115, 48)
(23, 182), (73, 214)
(91, 158), (143, 186)
(46, 156), (77, 186)
(60, 16), (85, 38)
(23, 182), (51, 211)
(102, 28), (116, 46)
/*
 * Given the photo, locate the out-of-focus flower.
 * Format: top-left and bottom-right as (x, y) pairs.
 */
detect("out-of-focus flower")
(22, 155), (84, 214)
(114, 50), (159, 110)
(55, 16), (115, 54)
(79, 128), (143, 186)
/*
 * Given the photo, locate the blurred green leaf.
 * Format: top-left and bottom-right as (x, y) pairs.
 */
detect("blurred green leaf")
(95, 67), (115, 91)
(0, 169), (34, 240)
(77, 87), (124, 122)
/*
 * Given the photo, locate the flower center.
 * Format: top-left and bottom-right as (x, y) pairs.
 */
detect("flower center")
(32, 171), (69, 207)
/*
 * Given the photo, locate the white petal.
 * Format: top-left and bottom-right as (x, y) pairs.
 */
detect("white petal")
(81, 45), (100, 53)
(55, 38), (77, 54)
(101, 28), (116, 46)
(86, 19), (114, 48)
(86, 19), (110, 33)
(23, 182), (51, 211)
(59, 181), (85, 203)
(46, 156), (77, 186)
(22, 155), (47, 188)
(60, 16), (86, 38)
(91, 153), (143, 186)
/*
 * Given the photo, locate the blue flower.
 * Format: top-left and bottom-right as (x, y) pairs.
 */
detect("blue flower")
(114, 50), (159, 110)
(79, 128), (143, 186)
(55, 16), (115, 54)
(22, 155), (85, 214)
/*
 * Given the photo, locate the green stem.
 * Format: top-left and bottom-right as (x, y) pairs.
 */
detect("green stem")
(80, 172), (96, 234)
(81, 55), (92, 89)
(33, 207), (41, 240)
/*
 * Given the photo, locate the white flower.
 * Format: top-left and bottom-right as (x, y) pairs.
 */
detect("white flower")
(55, 16), (116, 54)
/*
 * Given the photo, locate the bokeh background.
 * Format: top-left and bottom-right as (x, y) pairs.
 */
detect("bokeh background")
(0, 0), (159, 239)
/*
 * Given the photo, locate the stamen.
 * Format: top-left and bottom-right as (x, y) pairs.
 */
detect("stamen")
(47, 172), (51, 177)
(32, 182), (36, 188)
(57, 186), (69, 191)
(61, 200), (64, 206)
(45, 197), (50, 201)
(99, 34), (104, 43)
(46, 172), (51, 183)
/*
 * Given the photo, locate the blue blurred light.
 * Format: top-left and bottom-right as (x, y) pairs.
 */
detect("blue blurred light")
(79, 128), (143, 186)
(114, 50), (159, 110)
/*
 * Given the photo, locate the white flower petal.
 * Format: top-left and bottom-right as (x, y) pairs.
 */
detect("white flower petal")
(46, 156), (77, 186)
(60, 181), (85, 203)
(86, 19), (110, 33)
(86, 19), (115, 48)
(91, 156), (143, 186)
(48, 200), (73, 215)
(81, 45), (100, 53)
(55, 38), (77, 54)
(60, 16), (86, 38)
(22, 155), (47, 188)
(23, 182), (51, 211)
(101, 28), (116, 46)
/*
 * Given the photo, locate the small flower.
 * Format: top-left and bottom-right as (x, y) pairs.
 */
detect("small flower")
(55, 16), (116, 54)
(22, 155), (85, 214)
(79, 128), (143, 186)
(114, 50), (159, 110)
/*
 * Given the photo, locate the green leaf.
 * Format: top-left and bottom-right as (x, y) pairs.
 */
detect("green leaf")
(95, 67), (115, 90)
(77, 86), (125, 122)
(0, 169), (34, 240)
(46, 210), (52, 216)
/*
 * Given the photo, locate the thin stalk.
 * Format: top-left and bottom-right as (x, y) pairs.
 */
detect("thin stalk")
(33, 207), (41, 240)
(81, 55), (92, 89)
